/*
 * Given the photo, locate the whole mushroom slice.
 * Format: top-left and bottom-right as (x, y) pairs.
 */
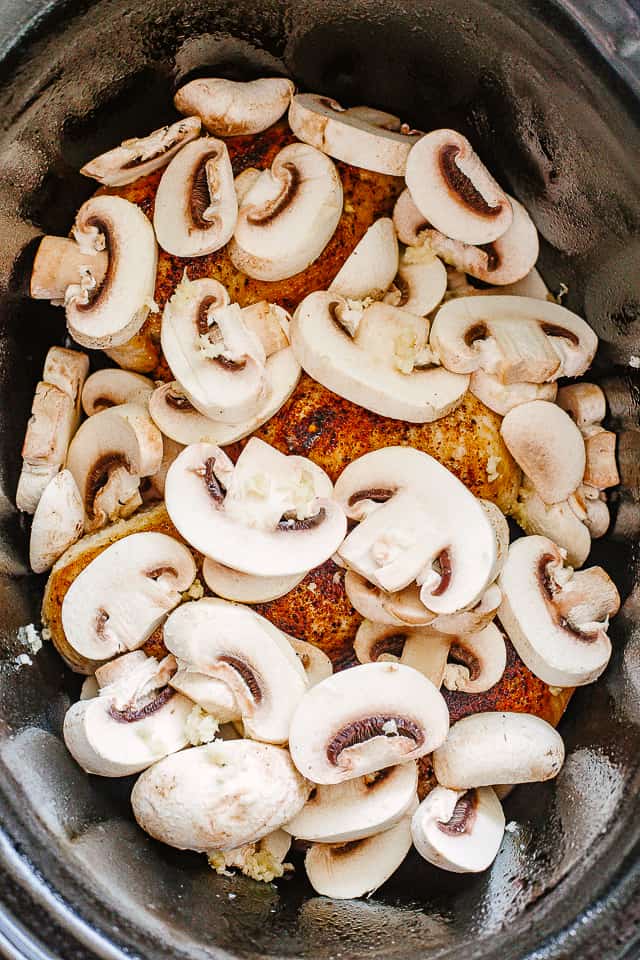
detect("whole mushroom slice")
(80, 117), (202, 186)
(174, 77), (295, 136)
(29, 470), (84, 573)
(433, 711), (565, 789)
(304, 817), (413, 899)
(335, 447), (497, 615)
(405, 130), (513, 245)
(66, 402), (163, 532)
(165, 440), (346, 577)
(288, 93), (421, 176)
(287, 636), (333, 687)
(153, 137), (237, 257)
(30, 236), (107, 303)
(501, 401), (585, 505)
(430, 295), (598, 383)
(285, 763), (418, 843)
(513, 480), (591, 568)
(411, 785), (505, 873)
(202, 557), (304, 603)
(131, 739), (310, 852)
(288, 661), (449, 784)
(470, 370), (558, 416)
(354, 620), (452, 687)
(81, 369), (154, 416)
(329, 218), (399, 300)
(163, 598), (307, 744)
(383, 247), (448, 317)
(61, 531), (196, 665)
(229, 143), (343, 281)
(498, 534), (620, 686)
(66, 195), (158, 349)
(291, 293), (468, 423)
(442, 622), (507, 694)
(63, 652), (192, 776)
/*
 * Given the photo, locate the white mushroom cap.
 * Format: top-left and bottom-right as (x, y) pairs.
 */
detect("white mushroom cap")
(433, 711), (565, 789)
(288, 94), (421, 175)
(165, 440), (346, 577)
(153, 137), (238, 257)
(29, 470), (84, 573)
(61, 531), (196, 664)
(405, 130), (513, 244)
(469, 370), (558, 416)
(30, 236), (108, 303)
(174, 77), (295, 136)
(411, 785), (505, 873)
(335, 447), (497, 614)
(513, 480), (591, 568)
(354, 620), (452, 688)
(229, 143), (343, 281)
(287, 636), (333, 687)
(430, 295), (598, 382)
(289, 661), (449, 784)
(63, 652), (192, 776)
(291, 293), (468, 422)
(202, 558), (304, 603)
(329, 219), (399, 300)
(344, 571), (437, 627)
(501, 401), (585, 504)
(66, 402), (163, 531)
(286, 762), (418, 843)
(304, 817), (413, 898)
(557, 382), (607, 431)
(498, 534), (620, 686)
(162, 597), (307, 744)
(80, 117), (202, 186)
(81, 369), (154, 416)
(383, 247), (448, 317)
(131, 739), (310, 852)
(442, 622), (507, 694)
(66, 195), (157, 349)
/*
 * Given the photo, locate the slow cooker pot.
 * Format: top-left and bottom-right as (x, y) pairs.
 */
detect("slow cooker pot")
(0, 1), (639, 957)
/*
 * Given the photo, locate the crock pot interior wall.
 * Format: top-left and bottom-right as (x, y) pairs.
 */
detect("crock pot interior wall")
(0, 1), (639, 958)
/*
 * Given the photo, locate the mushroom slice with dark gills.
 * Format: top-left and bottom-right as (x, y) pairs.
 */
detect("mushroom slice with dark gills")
(382, 245), (448, 317)
(161, 275), (268, 423)
(153, 136), (237, 257)
(442, 622), (507, 694)
(174, 77), (295, 137)
(60, 531), (196, 667)
(164, 439), (347, 577)
(228, 142), (343, 281)
(162, 598), (307, 744)
(81, 369), (154, 416)
(63, 651), (193, 776)
(288, 661), (449, 784)
(335, 447), (497, 615)
(66, 195), (157, 349)
(404, 129), (513, 245)
(131, 739), (311, 853)
(411, 785), (505, 873)
(66, 402), (163, 532)
(80, 116), (202, 186)
(498, 534), (620, 687)
(354, 620), (453, 687)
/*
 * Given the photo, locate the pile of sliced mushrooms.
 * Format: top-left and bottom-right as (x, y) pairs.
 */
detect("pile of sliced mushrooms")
(21, 76), (621, 898)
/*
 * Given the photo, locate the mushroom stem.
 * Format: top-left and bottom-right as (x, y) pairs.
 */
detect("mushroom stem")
(552, 566), (621, 632)
(30, 236), (108, 302)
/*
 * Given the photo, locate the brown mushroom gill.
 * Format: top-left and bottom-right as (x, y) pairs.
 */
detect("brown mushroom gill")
(95, 608), (110, 640)
(364, 767), (394, 790)
(430, 548), (453, 597)
(217, 655), (262, 702)
(332, 839), (367, 857)
(165, 390), (195, 411)
(540, 323), (580, 346)
(190, 151), (222, 227)
(108, 684), (175, 723)
(246, 162), (300, 225)
(437, 789), (478, 835)
(203, 457), (226, 503)
(537, 554), (600, 642)
(448, 643), (481, 681)
(326, 715), (425, 766)
(438, 145), (504, 218)
(370, 633), (408, 661)
(277, 508), (326, 531)
(85, 452), (131, 516)
(464, 322), (489, 347)
(478, 242), (500, 271)
(196, 297), (247, 371)
(347, 487), (396, 507)
(145, 565), (178, 581)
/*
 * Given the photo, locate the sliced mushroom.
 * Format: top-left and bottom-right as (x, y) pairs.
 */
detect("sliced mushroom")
(66, 402), (163, 532)
(30, 236), (108, 303)
(411, 785), (505, 873)
(60, 531), (196, 666)
(202, 557), (304, 603)
(557, 382), (607, 431)
(163, 597), (307, 744)
(404, 131), (513, 244)
(29, 470), (84, 573)
(229, 142), (343, 281)
(174, 77), (295, 136)
(501, 401), (585, 504)
(329, 219), (399, 300)
(582, 426), (619, 490)
(17, 384), (76, 514)
(291, 293), (468, 422)
(66, 195), (157, 349)
(285, 763), (417, 843)
(80, 676), (99, 700)
(383, 246), (448, 317)
(432, 583), (503, 638)
(442, 622), (506, 694)
(80, 117), (202, 186)
(165, 439), (346, 577)
(345, 571), (437, 627)
(354, 620), (452, 687)
(430, 295), (598, 382)
(433, 711), (565, 789)
(81, 369), (154, 416)
(169, 663), (240, 724)
(513, 480), (591, 568)
(288, 93), (421, 175)
(63, 652), (192, 776)
(131, 739), (310, 852)
(234, 167), (262, 203)
(153, 137), (237, 257)
(289, 661), (449, 784)
(498, 534), (620, 687)
(572, 484), (610, 539)
(470, 370), (558, 416)
(287, 636), (333, 687)
(335, 447), (497, 614)
(304, 817), (413, 899)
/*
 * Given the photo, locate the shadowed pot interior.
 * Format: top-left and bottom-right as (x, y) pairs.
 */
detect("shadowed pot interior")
(0, 1), (639, 958)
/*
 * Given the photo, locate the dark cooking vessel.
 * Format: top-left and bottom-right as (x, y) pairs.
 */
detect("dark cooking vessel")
(0, 0), (639, 957)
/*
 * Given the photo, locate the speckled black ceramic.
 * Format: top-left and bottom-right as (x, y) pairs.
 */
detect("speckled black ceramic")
(0, 1), (639, 958)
